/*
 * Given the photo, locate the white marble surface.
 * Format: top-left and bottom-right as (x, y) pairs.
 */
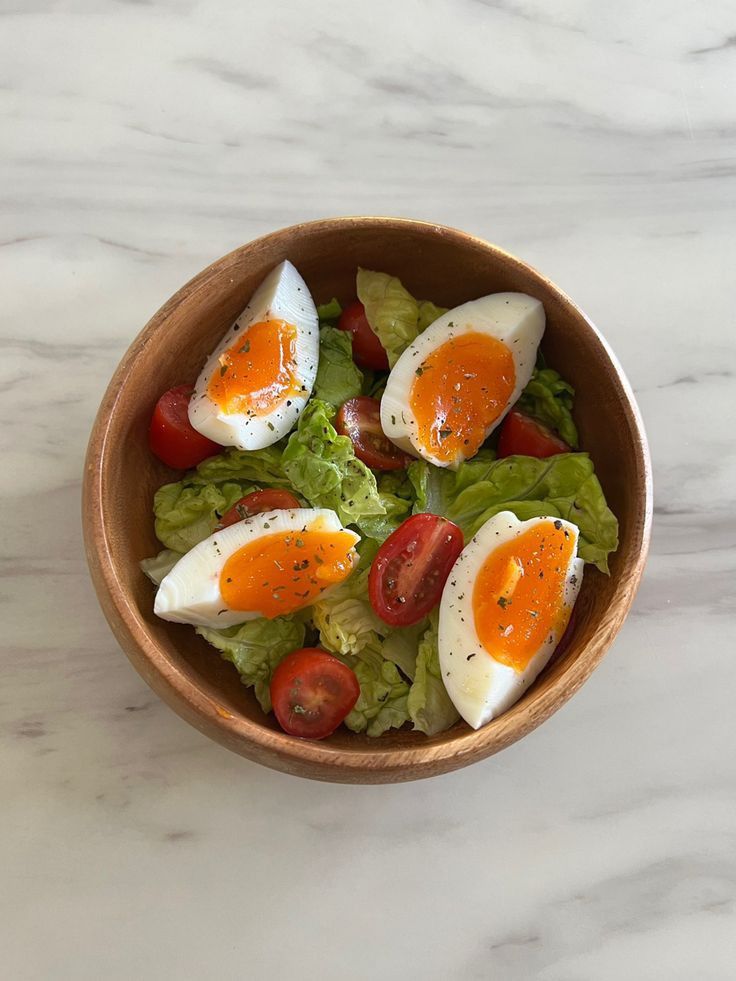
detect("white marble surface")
(3, 1), (735, 977)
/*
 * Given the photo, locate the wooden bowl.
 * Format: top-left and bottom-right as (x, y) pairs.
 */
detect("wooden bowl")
(83, 217), (652, 783)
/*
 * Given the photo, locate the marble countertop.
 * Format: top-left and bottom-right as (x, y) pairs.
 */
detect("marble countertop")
(3, 1), (735, 978)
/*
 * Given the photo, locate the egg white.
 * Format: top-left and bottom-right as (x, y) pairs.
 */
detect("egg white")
(438, 510), (584, 729)
(380, 292), (545, 469)
(154, 508), (360, 629)
(188, 260), (318, 450)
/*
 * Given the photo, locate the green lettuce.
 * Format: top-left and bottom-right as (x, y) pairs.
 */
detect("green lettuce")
(380, 621), (428, 681)
(153, 480), (249, 552)
(313, 593), (384, 658)
(191, 446), (290, 489)
(411, 453), (618, 573)
(356, 269), (447, 367)
(417, 299), (448, 332)
(313, 326), (363, 407)
(314, 542), (460, 735)
(356, 269), (418, 368)
(316, 298), (342, 324)
(196, 616), (306, 713)
(518, 367), (579, 448)
(408, 449), (497, 516)
(140, 548), (182, 586)
(315, 549), (458, 736)
(282, 399), (386, 527)
(556, 468), (619, 572)
(377, 468), (415, 502)
(407, 615), (460, 736)
(357, 469), (414, 542)
(342, 642), (411, 737)
(311, 541), (385, 656)
(151, 441), (297, 555)
(313, 540), (417, 736)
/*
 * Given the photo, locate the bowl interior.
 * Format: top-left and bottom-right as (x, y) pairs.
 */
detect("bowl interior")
(88, 219), (650, 777)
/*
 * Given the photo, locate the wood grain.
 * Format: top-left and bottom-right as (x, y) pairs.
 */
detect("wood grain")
(82, 217), (652, 784)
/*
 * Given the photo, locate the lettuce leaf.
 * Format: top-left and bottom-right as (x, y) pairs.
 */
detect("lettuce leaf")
(342, 642), (411, 737)
(313, 594), (384, 658)
(316, 298), (342, 324)
(411, 453), (618, 573)
(314, 542), (460, 734)
(191, 446), (290, 489)
(196, 616), (306, 713)
(314, 542), (415, 735)
(313, 326), (363, 407)
(407, 614), (460, 736)
(140, 548), (182, 586)
(153, 480), (249, 552)
(282, 399), (386, 527)
(377, 468), (415, 502)
(356, 470), (414, 542)
(356, 269), (419, 368)
(417, 299), (448, 332)
(151, 442), (296, 555)
(311, 541), (385, 656)
(408, 449), (497, 516)
(380, 621), (428, 682)
(560, 470), (619, 572)
(518, 367), (579, 448)
(316, 548), (458, 736)
(356, 269), (447, 367)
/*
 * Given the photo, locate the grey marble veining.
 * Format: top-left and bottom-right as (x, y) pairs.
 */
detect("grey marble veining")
(2, 1), (735, 978)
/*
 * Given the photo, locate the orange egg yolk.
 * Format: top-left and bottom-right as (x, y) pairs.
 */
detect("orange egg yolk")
(219, 529), (356, 618)
(472, 520), (576, 672)
(207, 319), (302, 416)
(409, 332), (516, 463)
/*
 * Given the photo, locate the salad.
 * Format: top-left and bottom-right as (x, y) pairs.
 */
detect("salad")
(142, 262), (618, 740)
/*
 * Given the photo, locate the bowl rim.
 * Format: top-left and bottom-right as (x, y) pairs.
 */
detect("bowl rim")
(83, 215), (653, 782)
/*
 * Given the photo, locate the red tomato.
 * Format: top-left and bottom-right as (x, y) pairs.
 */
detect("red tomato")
(270, 648), (360, 739)
(338, 300), (389, 370)
(369, 514), (464, 627)
(219, 489), (301, 528)
(149, 385), (222, 469)
(335, 396), (411, 471)
(497, 409), (570, 459)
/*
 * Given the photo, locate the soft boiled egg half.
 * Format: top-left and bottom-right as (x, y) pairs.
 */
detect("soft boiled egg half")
(381, 293), (544, 469)
(188, 260), (319, 450)
(154, 508), (360, 629)
(439, 511), (584, 729)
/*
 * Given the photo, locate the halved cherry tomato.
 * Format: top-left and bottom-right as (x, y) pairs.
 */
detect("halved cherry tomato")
(219, 489), (301, 528)
(338, 300), (389, 370)
(149, 385), (222, 469)
(270, 648), (360, 739)
(369, 514), (464, 627)
(336, 396), (411, 471)
(497, 409), (570, 459)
